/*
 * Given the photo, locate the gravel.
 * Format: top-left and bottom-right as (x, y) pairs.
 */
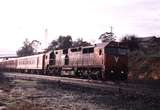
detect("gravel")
(0, 73), (160, 110)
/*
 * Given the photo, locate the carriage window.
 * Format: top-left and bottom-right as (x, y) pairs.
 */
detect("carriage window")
(99, 49), (102, 55)
(71, 48), (77, 52)
(118, 48), (128, 55)
(106, 48), (117, 55)
(64, 55), (69, 65)
(50, 52), (55, 59)
(71, 47), (81, 52)
(106, 47), (127, 55)
(63, 49), (68, 54)
(49, 52), (56, 65)
(83, 47), (94, 54)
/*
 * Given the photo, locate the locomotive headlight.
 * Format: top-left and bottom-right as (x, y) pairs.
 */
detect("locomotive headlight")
(121, 71), (124, 74)
(111, 70), (114, 73)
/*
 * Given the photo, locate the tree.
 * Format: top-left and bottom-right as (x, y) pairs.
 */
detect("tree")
(46, 35), (92, 51)
(46, 40), (58, 51)
(16, 39), (41, 57)
(57, 35), (72, 49)
(72, 38), (91, 47)
(120, 35), (139, 51)
(30, 40), (41, 53)
(46, 35), (72, 51)
(99, 31), (116, 42)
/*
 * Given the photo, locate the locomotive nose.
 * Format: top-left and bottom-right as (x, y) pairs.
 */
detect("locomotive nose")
(114, 56), (119, 63)
(120, 70), (124, 74)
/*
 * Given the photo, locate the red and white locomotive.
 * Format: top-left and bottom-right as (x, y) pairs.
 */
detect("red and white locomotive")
(0, 41), (128, 80)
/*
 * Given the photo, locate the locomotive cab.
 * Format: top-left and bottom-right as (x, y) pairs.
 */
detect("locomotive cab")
(49, 51), (56, 65)
(104, 42), (128, 80)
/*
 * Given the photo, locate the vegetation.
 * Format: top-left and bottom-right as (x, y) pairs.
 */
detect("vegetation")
(46, 35), (91, 51)
(72, 38), (91, 48)
(16, 39), (41, 57)
(99, 31), (116, 42)
(120, 35), (160, 80)
(17, 36), (91, 56)
(120, 34), (139, 51)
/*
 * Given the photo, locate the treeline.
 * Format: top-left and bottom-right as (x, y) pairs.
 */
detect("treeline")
(17, 35), (91, 57)
(16, 30), (117, 57)
(46, 35), (91, 51)
(17, 33), (160, 57)
(121, 35), (160, 55)
(16, 39), (41, 57)
(122, 35), (160, 80)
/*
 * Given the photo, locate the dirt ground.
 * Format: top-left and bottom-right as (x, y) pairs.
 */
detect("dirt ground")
(0, 73), (160, 110)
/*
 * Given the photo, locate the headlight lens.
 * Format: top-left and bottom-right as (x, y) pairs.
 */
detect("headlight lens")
(121, 71), (124, 74)
(111, 70), (114, 73)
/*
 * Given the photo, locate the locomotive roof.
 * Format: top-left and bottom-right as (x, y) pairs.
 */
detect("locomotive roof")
(69, 41), (114, 49)
(82, 45), (95, 48)
(49, 41), (118, 52)
(94, 42), (111, 48)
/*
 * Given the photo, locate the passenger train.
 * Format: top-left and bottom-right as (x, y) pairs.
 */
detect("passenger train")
(0, 41), (128, 80)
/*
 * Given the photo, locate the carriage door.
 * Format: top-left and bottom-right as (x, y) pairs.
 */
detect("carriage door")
(42, 55), (46, 69)
(98, 48), (103, 64)
(49, 52), (56, 65)
(64, 55), (69, 65)
(62, 49), (69, 65)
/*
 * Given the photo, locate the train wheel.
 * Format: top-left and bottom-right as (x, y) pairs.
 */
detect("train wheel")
(86, 70), (91, 79)
(80, 69), (87, 79)
(121, 74), (128, 80)
(58, 68), (62, 76)
(102, 71), (107, 81)
(89, 70), (97, 80)
(35, 70), (39, 75)
(78, 70), (83, 78)
(47, 66), (54, 76)
(31, 70), (34, 74)
(95, 71), (102, 80)
(74, 69), (81, 77)
(87, 71), (92, 80)
(54, 68), (59, 76)
(43, 69), (47, 75)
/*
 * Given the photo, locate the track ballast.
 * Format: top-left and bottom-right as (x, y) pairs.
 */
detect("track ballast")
(1, 72), (160, 97)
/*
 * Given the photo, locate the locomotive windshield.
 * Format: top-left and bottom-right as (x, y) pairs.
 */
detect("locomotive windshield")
(105, 47), (128, 55)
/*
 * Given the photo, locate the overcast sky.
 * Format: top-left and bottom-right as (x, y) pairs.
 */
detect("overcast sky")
(0, 0), (160, 55)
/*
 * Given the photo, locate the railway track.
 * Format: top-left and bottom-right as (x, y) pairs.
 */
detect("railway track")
(1, 72), (160, 97)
